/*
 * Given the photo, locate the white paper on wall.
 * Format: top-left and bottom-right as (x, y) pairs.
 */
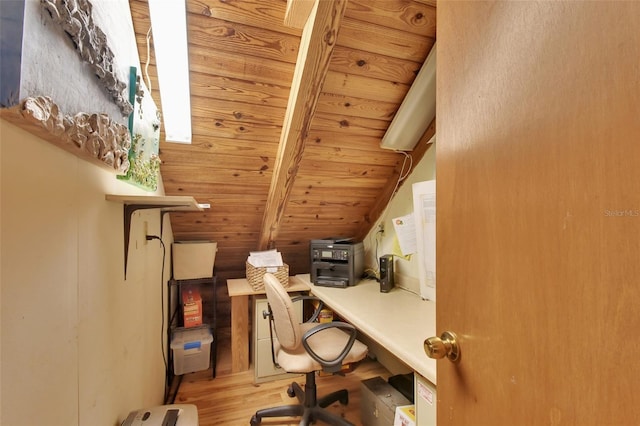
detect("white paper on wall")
(412, 180), (436, 300)
(391, 212), (417, 256)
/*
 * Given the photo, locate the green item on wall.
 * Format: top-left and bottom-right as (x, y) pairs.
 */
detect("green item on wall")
(118, 66), (161, 191)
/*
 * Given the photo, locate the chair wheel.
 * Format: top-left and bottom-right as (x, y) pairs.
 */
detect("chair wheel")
(250, 414), (260, 426)
(287, 385), (295, 398)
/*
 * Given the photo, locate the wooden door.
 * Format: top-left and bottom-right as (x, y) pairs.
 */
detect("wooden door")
(435, 2), (640, 424)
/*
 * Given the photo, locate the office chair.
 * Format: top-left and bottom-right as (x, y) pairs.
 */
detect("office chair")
(250, 273), (368, 426)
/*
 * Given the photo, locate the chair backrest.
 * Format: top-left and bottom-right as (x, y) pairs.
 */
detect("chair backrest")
(263, 273), (302, 351)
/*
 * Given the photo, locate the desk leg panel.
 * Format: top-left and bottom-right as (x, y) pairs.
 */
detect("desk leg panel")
(230, 295), (250, 373)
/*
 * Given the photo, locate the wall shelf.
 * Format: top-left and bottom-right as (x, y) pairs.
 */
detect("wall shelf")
(105, 194), (210, 278)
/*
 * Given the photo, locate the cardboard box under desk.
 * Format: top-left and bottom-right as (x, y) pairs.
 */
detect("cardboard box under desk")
(394, 405), (416, 426)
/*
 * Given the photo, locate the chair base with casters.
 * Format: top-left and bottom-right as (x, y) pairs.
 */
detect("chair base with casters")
(250, 273), (367, 426)
(250, 370), (353, 426)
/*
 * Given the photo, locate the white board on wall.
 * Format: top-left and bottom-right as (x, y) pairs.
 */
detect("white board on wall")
(413, 180), (436, 301)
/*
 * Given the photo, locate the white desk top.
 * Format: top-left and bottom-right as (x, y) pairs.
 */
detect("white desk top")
(297, 274), (436, 385)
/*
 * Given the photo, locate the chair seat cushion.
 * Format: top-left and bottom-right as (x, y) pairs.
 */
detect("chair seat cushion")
(274, 323), (368, 373)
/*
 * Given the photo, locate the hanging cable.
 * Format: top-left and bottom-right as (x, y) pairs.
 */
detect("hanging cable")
(398, 151), (413, 181)
(379, 151), (413, 224)
(144, 26), (153, 94)
(147, 235), (169, 400)
(369, 151), (414, 274)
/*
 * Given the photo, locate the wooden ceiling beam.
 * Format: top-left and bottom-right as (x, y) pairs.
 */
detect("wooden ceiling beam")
(284, 0), (317, 29)
(258, 0), (348, 250)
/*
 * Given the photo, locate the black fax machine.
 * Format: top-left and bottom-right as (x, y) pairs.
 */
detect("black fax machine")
(310, 238), (364, 288)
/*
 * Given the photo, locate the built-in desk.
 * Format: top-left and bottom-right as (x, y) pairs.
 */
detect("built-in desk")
(226, 276), (310, 373)
(296, 274), (437, 386)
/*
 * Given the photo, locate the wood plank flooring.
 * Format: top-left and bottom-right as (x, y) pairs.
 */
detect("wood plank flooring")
(172, 328), (391, 425)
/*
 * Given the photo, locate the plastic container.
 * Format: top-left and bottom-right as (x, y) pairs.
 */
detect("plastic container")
(171, 327), (213, 375)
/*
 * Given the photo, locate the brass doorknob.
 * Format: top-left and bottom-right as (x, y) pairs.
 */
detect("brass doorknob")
(424, 331), (460, 362)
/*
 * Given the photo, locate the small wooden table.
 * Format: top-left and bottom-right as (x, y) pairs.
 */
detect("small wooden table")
(226, 276), (310, 373)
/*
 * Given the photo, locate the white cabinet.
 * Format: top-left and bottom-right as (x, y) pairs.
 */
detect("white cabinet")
(415, 372), (437, 425)
(253, 295), (303, 383)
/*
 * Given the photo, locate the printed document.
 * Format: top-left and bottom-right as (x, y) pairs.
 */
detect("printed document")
(412, 180), (436, 301)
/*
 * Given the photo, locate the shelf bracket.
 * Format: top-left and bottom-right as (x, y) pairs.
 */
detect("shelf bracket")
(105, 195), (208, 279)
(123, 203), (172, 279)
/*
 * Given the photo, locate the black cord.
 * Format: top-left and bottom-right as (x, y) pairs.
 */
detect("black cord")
(375, 232), (380, 271)
(147, 235), (169, 400)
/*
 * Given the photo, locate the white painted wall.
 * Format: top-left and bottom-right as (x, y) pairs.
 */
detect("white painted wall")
(0, 120), (172, 425)
(1, 2), (171, 423)
(362, 146), (436, 295)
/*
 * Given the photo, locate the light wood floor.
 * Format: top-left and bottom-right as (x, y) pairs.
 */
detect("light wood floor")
(173, 328), (391, 425)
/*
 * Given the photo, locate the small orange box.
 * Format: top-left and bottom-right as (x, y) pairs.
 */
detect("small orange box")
(182, 286), (203, 328)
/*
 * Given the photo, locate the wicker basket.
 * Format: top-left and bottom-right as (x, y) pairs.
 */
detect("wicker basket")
(246, 262), (289, 290)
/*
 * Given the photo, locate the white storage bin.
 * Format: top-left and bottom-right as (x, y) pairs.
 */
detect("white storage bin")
(171, 327), (213, 375)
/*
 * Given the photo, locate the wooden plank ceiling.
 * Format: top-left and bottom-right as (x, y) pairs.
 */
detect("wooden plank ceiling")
(130, 0), (436, 279)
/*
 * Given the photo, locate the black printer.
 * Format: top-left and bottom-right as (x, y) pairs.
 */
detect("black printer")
(310, 237), (364, 288)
